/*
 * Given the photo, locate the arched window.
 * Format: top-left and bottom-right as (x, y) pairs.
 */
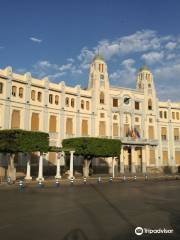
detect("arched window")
(37, 92), (42, 102)
(19, 87), (23, 98)
(49, 94), (53, 104)
(0, 82), (3, 94)
(65, 97), (69, 107)
(81, 100), (84, 109)
(66, 118), (73, 136)
(99, 121), (106, 136)
(100, 92), (105, 104)
(71, 98), (75, 108)
(55, 95), (59, 105)
(81, 120), (88, 136)
(31, 90), (35, 101)
(113, 123), (118, 136)
(86, 101), (90, 110)
(164, 111), (167, 119)
(12, 86), (17, 97)
(31, 113), (39, 131)
(11, 110), (20, 129)
(148, 99), (152, 110)
(49, 115), (57, 132)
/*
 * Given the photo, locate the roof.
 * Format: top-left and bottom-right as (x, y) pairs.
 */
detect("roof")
(139, 64), (149, 72)
(93, 54), (105, 62)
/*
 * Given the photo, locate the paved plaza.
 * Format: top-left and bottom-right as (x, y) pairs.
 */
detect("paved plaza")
(0, 180), (180, 240)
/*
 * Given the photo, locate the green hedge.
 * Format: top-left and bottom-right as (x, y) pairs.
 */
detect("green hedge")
(0, 129), (49, 153)
(62, 137), (121, 158)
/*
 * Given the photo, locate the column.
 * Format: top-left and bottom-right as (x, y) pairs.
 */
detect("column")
(55, 152), (62, 179)
(120, 147), (124, 174)
(36, 153), (44, 181)
(25, 154), (32, 180)
(142, 147), (147, 173)
(131, 146), (136, 173)
(69, 151), (75, 179)
(112, 157), (115, 178)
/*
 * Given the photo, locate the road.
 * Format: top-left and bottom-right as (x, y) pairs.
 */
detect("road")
(0, 180), (180, 240)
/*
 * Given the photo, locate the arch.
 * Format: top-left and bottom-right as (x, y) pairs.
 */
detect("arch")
(113, 123), (118, 136)
(49, 115), (57, 132)
(11, 110), (20, 129)
(100, 92), (105, 104)
(99, 121), (106, 136)
(19, 87), (24, 98)
(49, 94), (53, 104)
(31, 113), (39, 131)
(148, 99), (153, 110)
(66, 118), (73, 136)
(37, 92), (42, 102)
(31, 90), (35, 101)
(55, 95), (59, 105)
(71, 98), (75, 108)
(12, 86), (17, 96)
(81, 119), (88, 136)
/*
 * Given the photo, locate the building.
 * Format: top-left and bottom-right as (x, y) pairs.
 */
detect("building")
(0, 55), (180, 177)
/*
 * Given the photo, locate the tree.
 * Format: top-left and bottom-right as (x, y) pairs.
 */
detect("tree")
(0, 129), (49, 180)
(62, 137), (121, 177)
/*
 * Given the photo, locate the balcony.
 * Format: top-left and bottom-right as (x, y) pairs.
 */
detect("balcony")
(120, 137), (158, 146)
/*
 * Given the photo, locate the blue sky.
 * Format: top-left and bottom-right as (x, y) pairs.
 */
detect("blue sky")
(0, 0), (180, 101)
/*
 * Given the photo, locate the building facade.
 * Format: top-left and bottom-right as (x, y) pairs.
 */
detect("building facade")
(0, 55), (180, 175)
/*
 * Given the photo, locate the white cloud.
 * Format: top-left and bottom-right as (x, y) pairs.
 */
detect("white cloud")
(59, 63), (72, 71)
(141, 51), (164, 64)
(30, 37), (42, 43)
(165, 42), (177, 50)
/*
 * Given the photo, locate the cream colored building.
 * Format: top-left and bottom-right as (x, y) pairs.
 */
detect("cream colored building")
(0, 55), (180, 176)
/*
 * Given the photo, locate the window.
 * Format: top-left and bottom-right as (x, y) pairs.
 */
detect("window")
(99, 64), (104, 73)
(148, 126), (154, 139)
(148, 83), (151, 88)
(161, 127), (167, 141)
(149, 149), (155, 164)
(12, 86), (17, 97)
(135, 101), (140, 110)
(0, 82), (3, 93)
(81, 120), (88, 136)
(37, 92), (42, 102)
(55, 95), (59, 105)
(175, 151), (180, 164)
(172, 112), (175, 120)
(31, 90), (35, 101)
(71, 98), (75, 108)
(164, 111), (167, 119)
(100, 113), (104, 118)
(124, 124), (130, 137)
(65, 97), (69, 107)
(99, 121), (106, 136)
(31, 113), (39, 131)
(49, 115), (57, 132)
(19, 87), (23, 98)
(163, 151), (168, 165)
(11, 110), (20, 129)
(149, 118), (153, 123)
(113, 98), (118, 107)
(113, 123), (118, 136)
(86, 101), (90, 110)
(148, 99), (152, 110)
(113, 115), (118, 120)
(135, 117), (139, 122)
(176, 112), (179, 120)
(174, 128), (179, 141)
(66, 118), (73, 135)
(159, 111), (163, 118)
(100, 92), (105, 104)
(49, 94), (53, 104)
(81, 100), (84, 109)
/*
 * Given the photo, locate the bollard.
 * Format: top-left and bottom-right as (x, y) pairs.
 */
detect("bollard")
(7, 176), (11, 185)
(134, 175), (137, 181)
(97, 176), (101, 183)
(37, 179), (44, 188)
(109, 176), (113, 182)
(19, 180), (24, 191)
(145, 174), (148, 181)
(70, 177), (74, 185)
(55, 179), (60, 187)
(83, 177), (87, 184)
(123, 175), (126, 181)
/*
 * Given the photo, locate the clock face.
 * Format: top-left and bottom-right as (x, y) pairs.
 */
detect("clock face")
(100, 74), (104, 80)
(124, 97), (130, 105)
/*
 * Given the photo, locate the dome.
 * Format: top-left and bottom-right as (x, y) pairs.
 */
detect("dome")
(93, 54), (105, 62)
(139, 64), (150, 72)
